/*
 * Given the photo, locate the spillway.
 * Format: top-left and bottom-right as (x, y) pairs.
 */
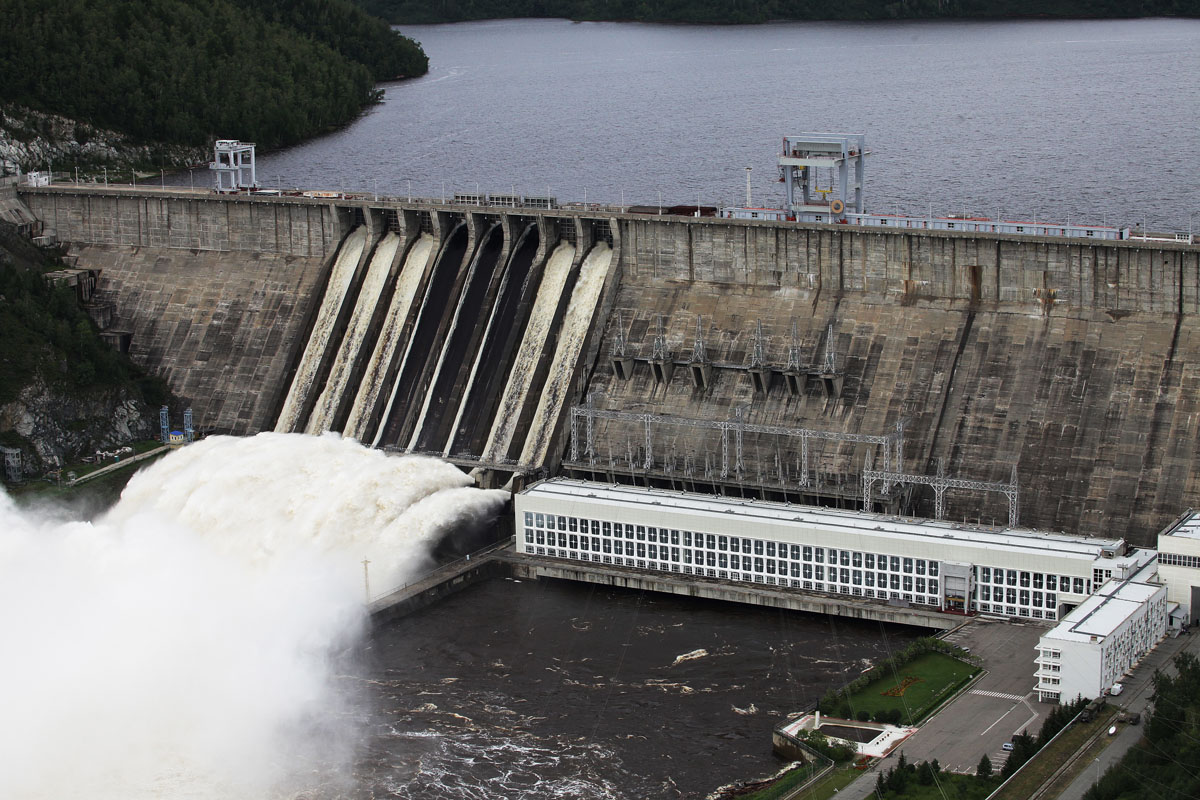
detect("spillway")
(374, 223), (470, 448)
(305, 232), (401, 435)
(408, 223), (505, 452)
(481, 241), (576, 462)
(275, 226), (368, 434)
(519, 242), (612, 466)
(343, 234), (436, 443)
(447, 224), (540, 457)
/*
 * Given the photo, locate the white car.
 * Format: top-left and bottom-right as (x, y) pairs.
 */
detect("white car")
(1109, 682), (1124, 696)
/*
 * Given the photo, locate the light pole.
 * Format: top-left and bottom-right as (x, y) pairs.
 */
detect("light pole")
(362, 558), (371, 603)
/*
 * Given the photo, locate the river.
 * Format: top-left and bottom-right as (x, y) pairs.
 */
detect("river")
(227, 17), (1200, 231)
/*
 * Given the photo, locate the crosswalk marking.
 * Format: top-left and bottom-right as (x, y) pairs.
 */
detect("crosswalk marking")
(970, 689), (1026, 701)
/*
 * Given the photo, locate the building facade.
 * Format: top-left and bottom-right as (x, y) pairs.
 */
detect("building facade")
(1156, 511), (1200, 626)
(515, 479), (1137, 622)
(1035, 568), (1166, 703)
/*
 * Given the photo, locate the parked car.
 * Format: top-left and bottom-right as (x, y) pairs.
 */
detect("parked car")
(1110, 682), (1124, 696)
(1002, 742), (1015, 751)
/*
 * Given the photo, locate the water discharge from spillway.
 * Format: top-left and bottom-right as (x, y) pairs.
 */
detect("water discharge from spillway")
(276, 226), (368, 433)
(519, 242), (612, 466)
(0, 433), (507, 800)
(306, 232), (401, 434)
(482, 241), (576, 462)
(344, 234), (435, 442)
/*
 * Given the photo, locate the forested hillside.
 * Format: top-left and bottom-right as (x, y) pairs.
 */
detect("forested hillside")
(358, 0), (1198, 25)
(0, 0), (428, 151)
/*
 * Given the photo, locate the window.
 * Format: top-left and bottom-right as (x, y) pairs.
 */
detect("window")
(1007, 570), (1017, 586)
(890, 556), (901, 572)
(1046, 593), (1056, 608)
(1019, 590), (1030, 606)
(1073, 577), (1085, 594)
(815, 565), (824, 580)
(637, 543), (646, 558)
(731, 555), (740, 570)
(915, 578), (926, 594)
(865, 553), (875, 570)
(1020, 572), (1031, 587)
(557, 516), (567, 531)
(524, 511), (534, 527)
(1006, 588), (1017, 604)
(903, 558), (914, 574)
(903, 576), (913, 592)
(706, 534), (716, 549)
(624, 525), (634, 540)
(853, 570), (862, 586)
(719, 553), (728, 569)
(890, 575), (900, 590)
(840, 569), (850, 584)
(878, 572), (887, 586)
(536, 513), (546, 528)
(719, 536), (728, 551)
(568, 517), (577, 532)
(915, 559), (926, 575)
(791, 545), (802, 560)
(1033, 573), (1044, 589)
(865, 573), (875, 587)
(803, 564), (813, 579)
(525, 530), (534, 543)
(980, 566), (991, 583)
(1033, 591), (1042, 606)
(754, 540), (765, 556)
(766, 560), (776, 574)
(828, 549), (838, 564)
(671, 530), (679, 545)
(815, 549), (824, 563)
(683, 531), (692, 547)
(647, 544), (657, 560)
(706, 552), (716, 567)
(766, 542), (776, 558)
(1046, 574), (1056, 591)
(840, 551), (850, 567)
(981, 586), (991, 601)
(647, 528), (657, 543)
(755, 558), (765, 572)
(742, 538), (751, 553)
(929, 580), (938, 594)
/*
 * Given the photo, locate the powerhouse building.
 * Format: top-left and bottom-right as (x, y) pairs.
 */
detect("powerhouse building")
(515, 479), (1143, 622)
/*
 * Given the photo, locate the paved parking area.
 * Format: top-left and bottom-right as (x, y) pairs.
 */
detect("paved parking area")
(840, 618), (1050, 798)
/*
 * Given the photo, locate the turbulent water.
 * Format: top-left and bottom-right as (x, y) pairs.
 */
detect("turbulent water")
(277, 227), (368, 433)
(200, 18), (1200, 232)
(308, 232), (401, 435)
(346, 234), (435, 442)
(482, 241), (576, 462)
(520, 242), (612, 466)
(0, 433), (506, 799)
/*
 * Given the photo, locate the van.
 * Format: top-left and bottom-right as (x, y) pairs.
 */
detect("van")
(1110, 682), (1124, 696)
(1002, 742), (1014, 751)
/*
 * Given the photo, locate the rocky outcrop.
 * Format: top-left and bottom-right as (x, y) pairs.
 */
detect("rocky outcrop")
(0, 375), (155, 478)
(0, 105), (205, 177)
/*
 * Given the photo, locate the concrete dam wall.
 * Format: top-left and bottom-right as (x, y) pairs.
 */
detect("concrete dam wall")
(20, 186), (1200, 544)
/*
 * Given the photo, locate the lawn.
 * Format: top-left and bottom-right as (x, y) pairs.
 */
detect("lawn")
(737, 764), (861, 800)
(838, 652), (979, 724)
(877, 772), (999, 799)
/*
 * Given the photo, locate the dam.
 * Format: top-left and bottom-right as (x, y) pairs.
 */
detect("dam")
(16, 182), (1200, 546)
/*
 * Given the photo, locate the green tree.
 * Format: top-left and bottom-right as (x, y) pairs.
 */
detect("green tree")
(976, 753), (993, 779)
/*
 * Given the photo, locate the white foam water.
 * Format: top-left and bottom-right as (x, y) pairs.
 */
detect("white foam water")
(0, 432), (507, 800)
(481, 241), (576, 462)
(519, 242), (612, 466)
(345, 234), (435, 443)
(306, 232), (401, 435)
(276, 226), (368, 433)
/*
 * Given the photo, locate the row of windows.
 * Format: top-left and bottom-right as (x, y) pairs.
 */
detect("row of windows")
(977, 603), (1057, 621)
(524, 514), (940, 574)
(978, 585), (1058, 609)
(976, 566), (1088, 595)
(1161, 552), (1200, 569)
(525, 546), (943, 605)
(524, 529), (944, 595)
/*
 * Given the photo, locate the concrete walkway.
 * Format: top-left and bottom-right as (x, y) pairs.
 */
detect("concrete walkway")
(67, 445), (170, 485)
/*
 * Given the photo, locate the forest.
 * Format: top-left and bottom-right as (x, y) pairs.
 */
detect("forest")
(357, 0), (1199, 25)
(0, 0), (428, 151)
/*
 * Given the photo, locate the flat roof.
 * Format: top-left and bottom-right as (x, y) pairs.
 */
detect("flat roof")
(1162, 510), (1200, 541)
(1042, 579), (1162, 643)
(520, 479), (1123, 560)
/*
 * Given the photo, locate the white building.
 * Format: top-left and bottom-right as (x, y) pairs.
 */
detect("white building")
(209, 140), (256, 192)
(1156, 510), (1200, 626)
(1035, 562), (1167, 703)
(515, 479), (1136, 622)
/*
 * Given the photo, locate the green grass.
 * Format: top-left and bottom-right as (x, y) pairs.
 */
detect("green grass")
(744, 764), (861, 800)
(840, 652), (979, 724)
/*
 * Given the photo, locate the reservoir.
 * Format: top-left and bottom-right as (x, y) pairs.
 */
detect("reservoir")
(241, 17), (1200, 231)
